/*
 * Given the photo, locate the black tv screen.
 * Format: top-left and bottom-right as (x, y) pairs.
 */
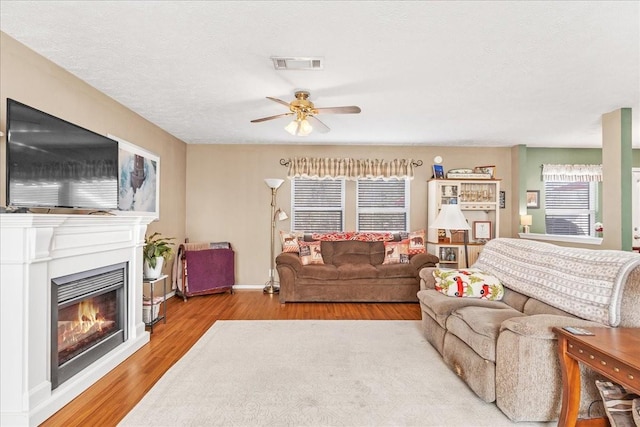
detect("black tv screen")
(6, 99), (119, 210)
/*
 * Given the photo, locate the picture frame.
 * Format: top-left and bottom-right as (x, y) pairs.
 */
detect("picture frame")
(473, 221), (492, 240)
(499, 190), (506, 209)
(474, 165), (496, 179)
(108, 134), (160, 220)
(526, 190), (540, 209)
(432, 164), (445, 179)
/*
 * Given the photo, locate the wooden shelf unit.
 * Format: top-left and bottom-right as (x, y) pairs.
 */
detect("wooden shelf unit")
(427, 179), (501, 268)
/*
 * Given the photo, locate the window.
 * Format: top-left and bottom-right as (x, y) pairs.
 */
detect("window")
(357, 179), (409, 232)
(291, 178), (344, 232)
(544, 181), (597, 236)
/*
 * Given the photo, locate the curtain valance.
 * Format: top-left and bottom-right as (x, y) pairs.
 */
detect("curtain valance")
(542, 164), (602, 182)
(284, 157), (419, 180)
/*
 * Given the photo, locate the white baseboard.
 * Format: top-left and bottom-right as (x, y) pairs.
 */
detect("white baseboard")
(232, 284), (265, 290)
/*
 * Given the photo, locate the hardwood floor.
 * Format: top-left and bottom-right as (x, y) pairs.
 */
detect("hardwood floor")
(42, 291), (421, 426)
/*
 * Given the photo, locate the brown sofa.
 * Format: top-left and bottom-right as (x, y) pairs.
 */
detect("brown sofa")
(276, 239), (438, 303)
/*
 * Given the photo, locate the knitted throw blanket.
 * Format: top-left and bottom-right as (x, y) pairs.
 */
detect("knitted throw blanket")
(473, 238), (640, 326)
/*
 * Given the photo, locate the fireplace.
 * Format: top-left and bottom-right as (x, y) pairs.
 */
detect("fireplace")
(0, 214), (153, 426)
(51, 263), (128, 389)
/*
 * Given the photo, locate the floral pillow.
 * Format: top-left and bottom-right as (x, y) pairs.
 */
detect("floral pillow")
(310, 232), (357, 241)
(432, 268), (504, 300)
(354, 232), (395, 242)
(299, 241), (324, 265)
(280, 231), (304, 253)
(382, 240), (410, 264)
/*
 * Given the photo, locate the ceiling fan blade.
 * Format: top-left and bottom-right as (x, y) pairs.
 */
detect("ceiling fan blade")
(313, 106), (361, 114)
(307, 115), (330, 133)
(250, 112), (294, 123)
(266, 96), (291, 108)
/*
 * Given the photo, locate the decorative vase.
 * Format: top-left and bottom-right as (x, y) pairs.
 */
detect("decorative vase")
(143, 257), (164, 280)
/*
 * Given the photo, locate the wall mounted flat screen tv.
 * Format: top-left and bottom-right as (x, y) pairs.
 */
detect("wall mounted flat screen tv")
(6, 99), (119, 210)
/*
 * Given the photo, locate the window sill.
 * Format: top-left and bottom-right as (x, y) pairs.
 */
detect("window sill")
(518, 233), (603, 246)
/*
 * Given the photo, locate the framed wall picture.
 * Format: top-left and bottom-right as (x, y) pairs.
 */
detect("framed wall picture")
(526, 190), (540, 209)
(499, 190), (506, 209)
(108, 134), (160, 220)
(432, 164), (445, 179)
(474, 165), (496, 179)
(473, 221), (492, 240)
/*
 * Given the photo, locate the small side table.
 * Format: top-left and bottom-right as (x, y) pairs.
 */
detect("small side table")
(143, 274), (168, 333)
(554, 327), (640, 427)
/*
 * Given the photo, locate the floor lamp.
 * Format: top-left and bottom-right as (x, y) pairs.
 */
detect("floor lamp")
(264, 178), (288, 294)
(430, 204), (471, 268)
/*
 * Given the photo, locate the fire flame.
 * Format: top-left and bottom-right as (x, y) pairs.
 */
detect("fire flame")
(58, 299), (108, 350)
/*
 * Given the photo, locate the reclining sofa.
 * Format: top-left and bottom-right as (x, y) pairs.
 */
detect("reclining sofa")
(418, 238), (640, 422)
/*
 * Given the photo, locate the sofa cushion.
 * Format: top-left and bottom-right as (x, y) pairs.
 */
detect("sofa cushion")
(296, 264), (339, 280)
(322, 240), (384, 266)
(376, 263), (417, 279)
(299, 241), (324, 265)
(447, 306), (526, 361)
(417, 289), (511, 329)
(337, 264), (379, 280)
(433, 268), (504, 300)
(382, 240), (410, 264)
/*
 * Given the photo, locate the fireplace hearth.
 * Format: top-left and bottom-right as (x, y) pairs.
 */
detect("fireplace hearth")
(51, 263), (127, 389)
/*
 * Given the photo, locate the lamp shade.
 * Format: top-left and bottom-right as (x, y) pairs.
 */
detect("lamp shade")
(264, 178), (284, 189)
(430, 204), (470, 230)
(276, 209), (288, 221)
(520, 215), (533, 226)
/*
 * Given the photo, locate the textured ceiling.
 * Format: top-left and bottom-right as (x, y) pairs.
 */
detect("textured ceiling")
(0, 1), (638, 148)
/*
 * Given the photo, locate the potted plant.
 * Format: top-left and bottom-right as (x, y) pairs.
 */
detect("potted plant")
(143, 232), (175, 279)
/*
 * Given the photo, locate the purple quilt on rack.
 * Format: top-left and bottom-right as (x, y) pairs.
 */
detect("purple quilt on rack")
(184, 249), (235, 294)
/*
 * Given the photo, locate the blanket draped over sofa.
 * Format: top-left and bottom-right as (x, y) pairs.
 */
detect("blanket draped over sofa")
(417, 238), (640, 422)
(474, 238), (640, 326)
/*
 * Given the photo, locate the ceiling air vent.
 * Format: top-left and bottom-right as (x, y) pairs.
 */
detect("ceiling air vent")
(271, 56), (324, 70)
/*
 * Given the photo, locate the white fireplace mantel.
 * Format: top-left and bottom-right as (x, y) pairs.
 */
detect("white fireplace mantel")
(0, 214), (154, 426)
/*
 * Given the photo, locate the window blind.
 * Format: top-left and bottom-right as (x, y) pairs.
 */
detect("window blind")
(356, 179), (409, 232)
(292, 178), (344, 232)
(544, 181), (594, 236)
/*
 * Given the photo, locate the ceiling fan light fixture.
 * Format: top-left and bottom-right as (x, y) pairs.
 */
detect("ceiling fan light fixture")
(285, 117), (313, 136)
(298, 119), (313, 136)
(284, 120), (300, 136)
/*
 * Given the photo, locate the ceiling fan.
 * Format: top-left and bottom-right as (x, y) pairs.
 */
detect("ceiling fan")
(250, 90), (361, 136)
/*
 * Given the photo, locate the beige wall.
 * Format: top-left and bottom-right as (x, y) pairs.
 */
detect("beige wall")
(186, 144), (515, 285)
(0, 32), (188, 272)
(0, 30), (521, 287)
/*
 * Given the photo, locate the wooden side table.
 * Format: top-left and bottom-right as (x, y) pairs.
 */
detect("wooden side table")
(553, 327), (640, 427)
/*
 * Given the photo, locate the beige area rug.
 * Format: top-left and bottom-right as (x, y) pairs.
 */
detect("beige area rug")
(120, 320), (554, 427)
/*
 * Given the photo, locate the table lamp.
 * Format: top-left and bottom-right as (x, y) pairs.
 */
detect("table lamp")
(430, 204), (471, 267)
(520, 215), (532, 234)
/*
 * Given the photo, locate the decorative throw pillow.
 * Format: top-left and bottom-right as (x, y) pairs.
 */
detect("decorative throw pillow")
(299, 241), (324, 265)
(595, 380), (639, 427)
(407, 229), (426, 255)
(432, 268), (504, 300)
(382, 240), (410, 264)
(280, 231), (303, 253)
(310, 232), (357, 241)
(354, 232), (395, 242)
